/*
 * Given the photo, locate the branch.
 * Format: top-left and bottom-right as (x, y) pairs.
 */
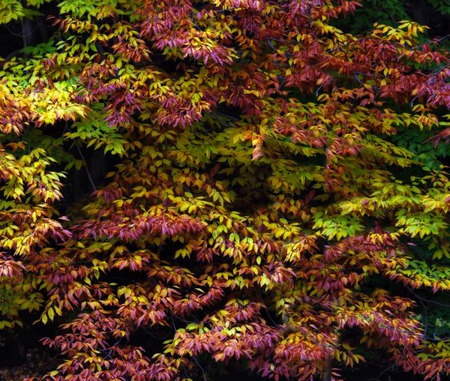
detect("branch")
(405, 285), (450, 308)
(74, 143), (97, 192)
(368, 364), (396, 381)
(193, 356), (208, 381)
(417, 296), (429, 338)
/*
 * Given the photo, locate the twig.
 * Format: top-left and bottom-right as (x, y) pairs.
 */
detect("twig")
(193, 356), (208, 381)
(368, 364), (396, 381)
(417, 297), (428, 339)
(74, 143), (97, 192)
(405, 285), (450, 308)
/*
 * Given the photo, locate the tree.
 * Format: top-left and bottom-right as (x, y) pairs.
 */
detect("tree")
(0, 0), (449, 380)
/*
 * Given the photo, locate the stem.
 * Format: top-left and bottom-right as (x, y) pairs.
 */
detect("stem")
(75, 143), (97, 192)
(406, 285), (450, 308)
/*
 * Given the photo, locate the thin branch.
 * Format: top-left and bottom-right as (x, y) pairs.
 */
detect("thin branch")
(193, 356), (208, 381)
(405, 285), (450, 308)
(170, 315), (177, 332)
(433, 34), (450, 44)
(74, 143), (97, 192)
(417, 297), (428, 339)
(368, 364), (396, 381)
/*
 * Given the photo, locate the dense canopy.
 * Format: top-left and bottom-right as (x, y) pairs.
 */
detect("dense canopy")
(0, 1), (449, 380)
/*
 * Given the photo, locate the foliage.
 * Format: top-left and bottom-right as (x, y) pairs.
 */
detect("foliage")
(334, 0), (410, 33)
(426, 0), (450, 16)
(0, 1), (449, 381)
